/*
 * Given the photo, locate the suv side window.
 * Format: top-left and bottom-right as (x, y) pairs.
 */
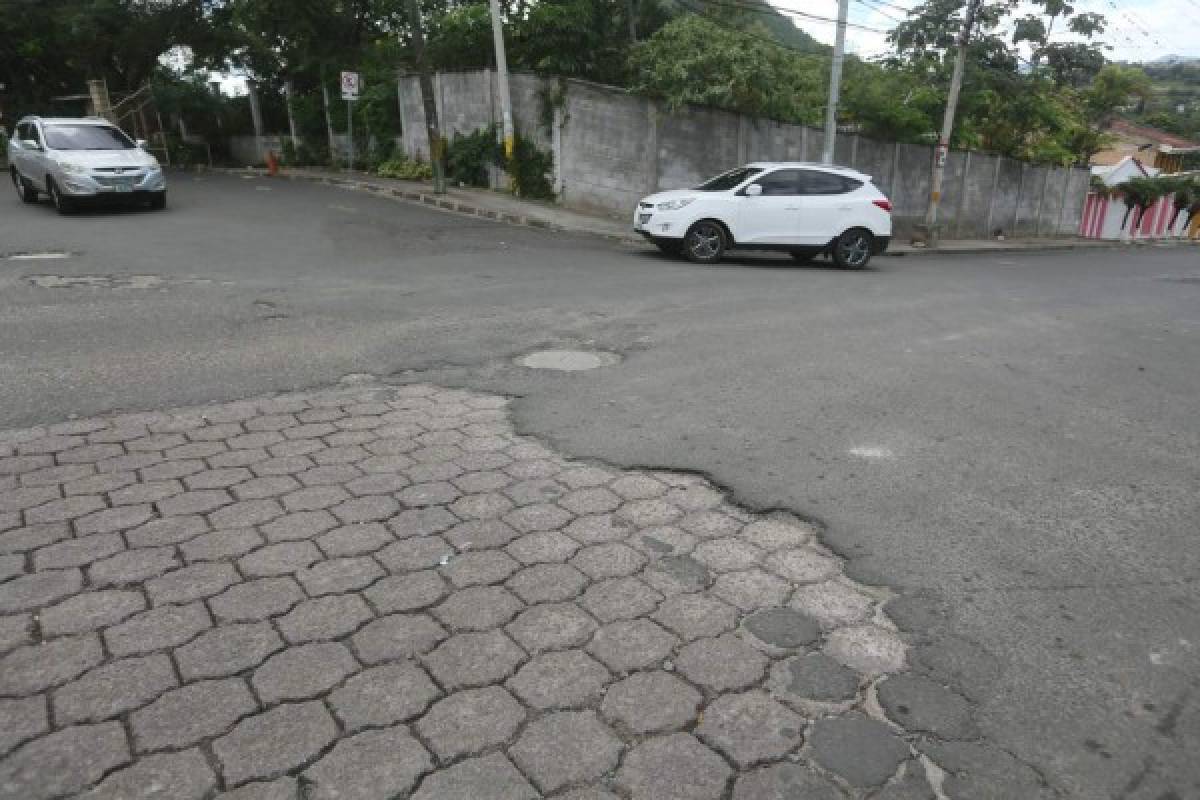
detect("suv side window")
(16, 123), (30, 142)
(797, 170), (860, 195)
(751, 169), (801, 196)
(25, 123), (42, 146)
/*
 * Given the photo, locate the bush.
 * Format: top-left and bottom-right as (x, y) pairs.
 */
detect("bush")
(508, 135), (555, 200)
(447, 126), (500, 187)
(377, 155), (433, 181)
(281, 138), (298, 165)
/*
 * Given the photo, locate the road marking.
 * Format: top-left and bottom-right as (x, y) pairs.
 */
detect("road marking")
(849, 446), (894, 460)
(329, 204), (357, 213)
(6, 251), (72, 260)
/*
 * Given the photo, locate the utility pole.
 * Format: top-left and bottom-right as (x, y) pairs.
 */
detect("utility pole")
(821, 0), (850, 165)
(406, 0), (447, 193)
(488, 0), (515, 162)
(922, 0), (983, 245)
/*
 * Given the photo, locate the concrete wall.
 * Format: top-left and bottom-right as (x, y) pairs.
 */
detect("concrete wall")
(387, 69), (1091, 238)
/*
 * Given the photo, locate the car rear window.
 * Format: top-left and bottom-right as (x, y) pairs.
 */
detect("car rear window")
(797, 170), (862, 195)
(695, 167), (763, 191)
(43, 124), (135, 151)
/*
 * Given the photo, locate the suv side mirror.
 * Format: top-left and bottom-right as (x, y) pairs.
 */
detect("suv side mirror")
(744, 183), (763, 197)
(21, 139), (41, 151)
(135, 138), (148, 149)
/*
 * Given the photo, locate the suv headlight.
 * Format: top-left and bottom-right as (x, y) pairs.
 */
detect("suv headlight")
(56, 161), (90, 175)
(657, 197), (696, 211)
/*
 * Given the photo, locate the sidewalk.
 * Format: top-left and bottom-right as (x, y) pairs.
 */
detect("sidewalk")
(225, 166), (1175, 256)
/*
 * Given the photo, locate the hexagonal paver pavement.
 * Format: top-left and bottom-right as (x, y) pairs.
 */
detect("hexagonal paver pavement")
(0, 380), (923, 798)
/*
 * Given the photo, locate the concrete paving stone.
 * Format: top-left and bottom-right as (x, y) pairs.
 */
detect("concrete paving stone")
(877, 673), (979, 740)
(244, 413), (298, 432)
(506, 563), (589, 604)
(58, 445), (127, 467)
(441, 519), (519, 551)
(0, 511), (18, 534)
(506, 601), (596, 653)
(811, 713), (910, 788)
(231, 475), (301, 501)
(433, 585), (523, 631)
(559, 487), (622, 516)
(105, 602), (211, 657)
(0, 722), (130, 800)
(132, 678), (257, 752)
(0, 696), (48, 756)
(331, 495), (400, 525)
(458, 434), (509, 453)
(210, 498), (285, 529)
(440, 549), (520, 587)
(397, 481), (462, 507)
(0, 522), (71, 554)
(452, 470), (512, 493)
(330, 662), (440, 731)
(99, 452), (165, 473)
(506, 531), (580, 565)
(378, 536), (454, 573)
(767, 653), (861, 708)
(789, 580), (874, 629)
(181, 528), (264, 562)
(503, 478), (566, 507)
(0, 455), (56, 475)
(124, 515), (209, 547)
(741, 518), (815, 552)
(19, 434), (86, 455)
(731, 763), (844, 800)
(277, 593), (374, 643)
(652, 593), (739, 641)
(764, 549), (841, 585)
(139, 459), (205, 482)
(214, 701), (339, 787)
(695, 691), (805, 767)
(411, 752), (537, 800)
(146, 562), (240, 605)
(250, 455), (315, 477)
(406, 462), (464, 483)
(157, 489), (233, 517)
(509, 710), (623, 793)
(303, 725), (432, 800)
(33, 533), (125, 570)
(870, 765), (938, 800)
(422, 629), (526, 689)
(586, 618), (678, 673)
(19, 463), (94, 487)
(602, 670), (702, 734)
(281, 422), (337, 442)
(506, 648), (611, 710)
(211, 576), (305, 623)
(676, 634), (769, 692)
(742, 608), (821, 651)
(364, 571), (449, 613)
(297, 556), (384, 596)
(616, 498), (684, 528)
(353, 613), (448, 664)
(0, 613), (33, 653)
(315, 522), (392, 557)
(664, 484), (724, 512)
(260, 510), (338, 542)
(40, 589), (145, 637)
(22, 493), (103, 524)
(357, 454), (416, 474)
(0, 633), (103, 694)
(299, 407), (346, 423)
(0, 568), (83, 613)
(580, 576), (662, 622)
(616, 733), (732, 800)
(504, 503), (574, 534)
(343, 472), (410, 496)
(252, 641), (359, 704)
(693, 539), (764, 573)
(449, 491), (514, 520)
(169, 444), (233, 462)
(711, 569), (792, 612)
(83, 747), (216, 800)
(176, 622), (284, 681)
(229, 432), (285, 450)
(185, 467), (253, 490)
(554, 789), (622, 800)
(186, 422), (244, 442)
(0, 553), (23, 582)
(556, 466), (615, 490)
(368, 435), (422, 457)
(824, 625), (907, 675)
(212, 777), (300, 800)
(570, 542), (647, 579)
(389, 506), (460, 539)
(109, 479), (184, 506)
(238, 541), (322, 577)
(409, 445), (464, 465)
(633, 528), (699, 559)
(295, 462), (360, 489)
(416, 685), (526, 761)
(125, 432), (189, 453)
(281, 485), (351, 512)
(919, 739), (1049, 799)
(89, 547), (180, 587)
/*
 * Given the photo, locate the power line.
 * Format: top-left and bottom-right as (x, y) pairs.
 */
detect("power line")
(853, 0), (904, 25)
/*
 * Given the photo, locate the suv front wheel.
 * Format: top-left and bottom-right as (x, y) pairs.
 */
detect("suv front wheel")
(47, 180), (74, 215)
(832, 228), (874, 269)
(683, 220), (727, 264)
(11, 169), (37, 203)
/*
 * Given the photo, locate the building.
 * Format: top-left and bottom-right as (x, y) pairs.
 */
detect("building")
(1091, 119), (1200, 174)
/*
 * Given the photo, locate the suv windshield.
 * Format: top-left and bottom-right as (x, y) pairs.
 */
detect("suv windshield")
(43, 124), (134, 151)
(695, 166), (762, 191)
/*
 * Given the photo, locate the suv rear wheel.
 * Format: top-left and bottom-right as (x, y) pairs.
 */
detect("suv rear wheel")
(832, 228), (874, 269)
(11, 169), (37, 203)
(683, 220), (726, 264)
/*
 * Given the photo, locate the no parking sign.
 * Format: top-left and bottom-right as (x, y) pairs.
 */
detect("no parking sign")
(340, 71), (360, 101)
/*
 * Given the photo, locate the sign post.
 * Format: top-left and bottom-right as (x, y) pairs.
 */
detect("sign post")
(340, 71), (360, 171)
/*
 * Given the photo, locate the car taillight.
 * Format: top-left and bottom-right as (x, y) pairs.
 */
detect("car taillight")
(873, 199), (893, 213)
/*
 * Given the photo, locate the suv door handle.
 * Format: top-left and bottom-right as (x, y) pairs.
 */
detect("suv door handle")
(784, 206), (800, 211)
(838, 205), (852, 210)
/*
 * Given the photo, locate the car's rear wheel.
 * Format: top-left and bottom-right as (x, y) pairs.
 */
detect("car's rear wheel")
(683, 220), (726, 264)
(48, 180), (74, 215)
(832, 228), (874, 269)
(11, 169), (37, 204)
(148, 191), (167, 211)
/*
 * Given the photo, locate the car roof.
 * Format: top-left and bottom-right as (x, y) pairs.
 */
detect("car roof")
(746, 161), (871, 179)
(21, 116), (114, 126)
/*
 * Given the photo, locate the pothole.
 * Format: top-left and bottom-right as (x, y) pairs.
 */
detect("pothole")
(515, 349), (621, 371)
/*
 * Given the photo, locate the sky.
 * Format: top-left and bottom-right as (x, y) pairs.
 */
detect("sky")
(773, 0), (1200, 62)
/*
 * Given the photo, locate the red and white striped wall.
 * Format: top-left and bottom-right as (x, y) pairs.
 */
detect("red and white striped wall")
(1080, 192), (1189, 239)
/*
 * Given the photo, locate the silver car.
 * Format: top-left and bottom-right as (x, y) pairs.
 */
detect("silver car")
(8, 116), (167, 213)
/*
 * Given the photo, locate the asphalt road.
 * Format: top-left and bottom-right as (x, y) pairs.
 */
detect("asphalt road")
(3, 172), (1199, 798)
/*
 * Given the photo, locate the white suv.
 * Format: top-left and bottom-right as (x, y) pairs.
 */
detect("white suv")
(9, 116), (167, 213)
(633, 162), (892, 267)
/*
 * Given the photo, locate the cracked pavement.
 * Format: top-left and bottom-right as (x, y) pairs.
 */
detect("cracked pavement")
(3, 381), (939, 799)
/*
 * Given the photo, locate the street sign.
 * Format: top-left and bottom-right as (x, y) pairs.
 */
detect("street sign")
(340, 71), (360, 101)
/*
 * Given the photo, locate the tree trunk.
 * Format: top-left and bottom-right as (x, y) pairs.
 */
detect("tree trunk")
(406, 0), (447, 193)
(321, 75), (337, 164)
